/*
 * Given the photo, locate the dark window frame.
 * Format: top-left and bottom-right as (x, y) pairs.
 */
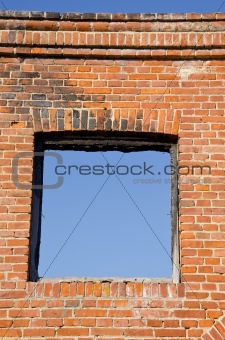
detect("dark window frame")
(29, 131), (179, 283)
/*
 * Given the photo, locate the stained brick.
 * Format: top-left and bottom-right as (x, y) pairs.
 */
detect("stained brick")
(32, 93), (46, 100)
(0, 10), (225, 340)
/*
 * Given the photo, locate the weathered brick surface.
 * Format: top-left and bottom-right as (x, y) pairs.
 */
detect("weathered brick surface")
(0, 10), (225, 339)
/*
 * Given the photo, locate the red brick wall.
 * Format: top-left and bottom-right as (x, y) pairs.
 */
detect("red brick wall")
(0, 11), (225, 339)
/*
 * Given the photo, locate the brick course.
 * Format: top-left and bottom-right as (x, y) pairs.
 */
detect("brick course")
(0, 10), (225, 339)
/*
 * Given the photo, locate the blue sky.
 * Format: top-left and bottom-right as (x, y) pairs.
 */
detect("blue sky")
(40, 151), (172, 278)
(0, 0), (225, 13)
(5, 0), (224, 279)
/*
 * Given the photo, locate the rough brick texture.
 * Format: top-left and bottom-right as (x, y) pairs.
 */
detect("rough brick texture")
(0, 10), (225, 339)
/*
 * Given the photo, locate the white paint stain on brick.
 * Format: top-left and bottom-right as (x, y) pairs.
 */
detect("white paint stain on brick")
(178, 61), (211, 81)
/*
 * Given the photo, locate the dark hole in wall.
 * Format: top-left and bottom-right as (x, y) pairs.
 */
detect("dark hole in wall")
(29, 131), (178, 281)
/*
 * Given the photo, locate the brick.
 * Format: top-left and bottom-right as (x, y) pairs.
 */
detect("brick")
(57, 328), (89, 336)
(91, 328), (123, 336)
(0, 12), (225, 340)
(124, 329), (153, 336)
(24, 328), (55, 337)
(155, 329), (186, 337)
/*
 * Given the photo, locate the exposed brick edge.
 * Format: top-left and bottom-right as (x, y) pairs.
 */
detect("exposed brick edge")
(1, 10), (225, 21)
